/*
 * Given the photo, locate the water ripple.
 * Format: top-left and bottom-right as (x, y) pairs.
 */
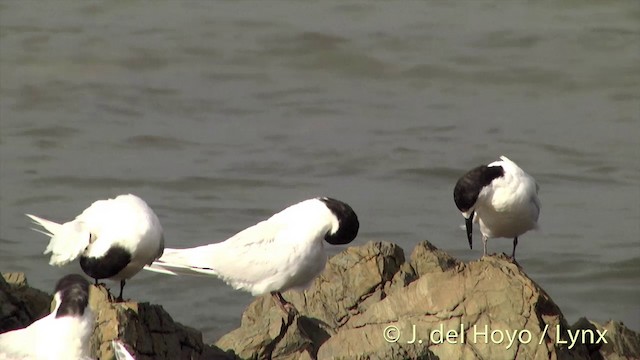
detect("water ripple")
(30, 175), (286, 191)
(122, 135), (196, 150)
(16, 125), (81, 138)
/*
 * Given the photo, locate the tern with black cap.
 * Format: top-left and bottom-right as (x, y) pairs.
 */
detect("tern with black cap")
(0, 274), (93, 360)
(26, 194), (165, 301)
(145, 197), (359, 317)
(454, 156), (540, 258)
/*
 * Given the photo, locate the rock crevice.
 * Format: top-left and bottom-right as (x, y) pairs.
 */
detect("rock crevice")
(2, 241), (639, 360)
(214, 241), (640, 360)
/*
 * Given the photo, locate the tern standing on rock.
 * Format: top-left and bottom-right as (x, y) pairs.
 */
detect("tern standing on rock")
(0, 274), (93, 360)
(453, 156), (540, 259)
(144, 197), (359, 316)
(26, 194), (165, 301)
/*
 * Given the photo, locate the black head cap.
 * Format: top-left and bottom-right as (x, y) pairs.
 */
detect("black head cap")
(319, 197), (359, 245)
(453, 164), (504, 214)
(54, 274), (90, 318)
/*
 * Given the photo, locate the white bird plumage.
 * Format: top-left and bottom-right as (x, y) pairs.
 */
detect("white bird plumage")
(26, 194), (165, 301)
(0, 274), (93, 360)
(454, 155), (540, 258)
(112, 340), (135, 360)
(144, 197), (359, 314)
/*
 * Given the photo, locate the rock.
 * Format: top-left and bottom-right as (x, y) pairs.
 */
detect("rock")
(214, 241), (640, 360)
(216, 242), (405, 359)
(88, 284), (209, 359)
(599, 320), (640, 359)
(571, 317), (640, 360)
(0, 273), (233, 360)
(0, 272), (50, 333)
(3, 242), (639, 360)
(88, 284), (239, 359)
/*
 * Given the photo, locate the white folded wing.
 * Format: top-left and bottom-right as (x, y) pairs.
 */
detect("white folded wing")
(27, 194), (162, 267)
(145, 214), (327, 295)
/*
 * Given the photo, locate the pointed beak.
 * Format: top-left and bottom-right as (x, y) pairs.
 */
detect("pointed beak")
(465, 213), (474, 249)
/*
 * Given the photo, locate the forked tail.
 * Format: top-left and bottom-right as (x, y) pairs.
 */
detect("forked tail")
(26, 214), (90, 266)
(143, 247), (220, 277)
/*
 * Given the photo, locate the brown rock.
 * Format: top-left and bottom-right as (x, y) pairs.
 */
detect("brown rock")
(571, 317), (640, 360)
(216, 242), (405, 360)
(213, 241), (639, 360)
(88, 284), (212, 360)
(0, 273), (234, 360)
(0, 272), (50, 333)
(598, 320), (640, 359)
(3, 242), (639, 360)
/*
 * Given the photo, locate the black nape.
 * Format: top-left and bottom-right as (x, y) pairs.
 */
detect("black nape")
(79, 246), (132, 280)
(454, 165), (504, 212)
(319, 197), (359, 245)
(54, 274), (90, 318)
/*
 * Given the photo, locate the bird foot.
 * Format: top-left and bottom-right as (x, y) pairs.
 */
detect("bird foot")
(104, 289), (127, 303)
(272, 292), (299, 322)
(276, 300), (299, 323)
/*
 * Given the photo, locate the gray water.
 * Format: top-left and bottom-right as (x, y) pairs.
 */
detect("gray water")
(1, 1), (638, 342)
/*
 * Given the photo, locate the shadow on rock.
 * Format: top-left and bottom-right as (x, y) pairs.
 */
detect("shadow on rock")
(212, 241), (640, 360)
(3, 241), (639, 360)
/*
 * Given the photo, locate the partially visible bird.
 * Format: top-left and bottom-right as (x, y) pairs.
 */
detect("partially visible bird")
(112, 340), (135, 360)
(144, 197), (359, 316)
(0, 274), (93, 360)
(26, 194), (165, 301)
(453, 155), (540, 258)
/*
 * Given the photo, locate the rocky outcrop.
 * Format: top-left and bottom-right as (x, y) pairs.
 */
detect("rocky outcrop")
(0, 273), (233, 360)
(0, 272), (50, 334)
(571, 317), (640, 360)
(2, 241), (639, 360)
(88, 285), (208, 360)
(215, 241), (640, 360)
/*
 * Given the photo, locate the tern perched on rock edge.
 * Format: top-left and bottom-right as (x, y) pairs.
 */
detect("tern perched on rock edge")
(144, 197), (359, 316)
(26, 194), (165, 301)
(0, 274), (93, 360)
(453, 156), (540, 258)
